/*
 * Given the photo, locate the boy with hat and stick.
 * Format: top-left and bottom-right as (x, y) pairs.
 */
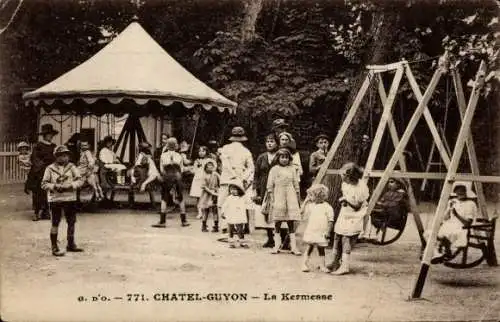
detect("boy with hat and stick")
(41, 145), (84, 256)
(218, 127), (254, 239)
(27, 124), (58, 221)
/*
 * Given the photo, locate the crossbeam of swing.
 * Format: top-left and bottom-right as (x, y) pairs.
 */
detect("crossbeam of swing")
(366, 60), (409, 72)
(326, 169), (500, 183)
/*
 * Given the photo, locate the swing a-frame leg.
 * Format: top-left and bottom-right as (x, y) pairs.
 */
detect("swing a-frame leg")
(410, 61), (490, 299)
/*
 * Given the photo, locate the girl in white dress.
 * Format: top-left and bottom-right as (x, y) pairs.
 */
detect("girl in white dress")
(329, 163), (369, 275)
(431, 181), (479, 263)
(267, 148), (302, 255)
(221, 179), (249, 248)
(190, 146), (210, 219)
(301, 184), (334, 273)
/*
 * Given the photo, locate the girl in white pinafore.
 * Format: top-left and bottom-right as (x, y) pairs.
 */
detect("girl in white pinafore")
(267, 148), (302, 255)
(329, 163), (369, 275)
(301, 184), (334, 273)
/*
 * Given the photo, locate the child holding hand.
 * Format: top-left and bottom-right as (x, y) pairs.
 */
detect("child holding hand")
(329, 163), (369, 275)
(301, 184), (334, 273)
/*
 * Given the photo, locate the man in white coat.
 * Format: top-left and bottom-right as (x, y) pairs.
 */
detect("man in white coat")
(218, 127), (255, 239)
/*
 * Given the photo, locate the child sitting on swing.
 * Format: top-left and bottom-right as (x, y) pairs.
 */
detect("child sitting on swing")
(430, 181), (479, 263)
(366, 176), (410, 236)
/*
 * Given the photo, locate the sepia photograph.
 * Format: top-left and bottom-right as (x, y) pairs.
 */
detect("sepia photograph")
(0, 0), (499, 321)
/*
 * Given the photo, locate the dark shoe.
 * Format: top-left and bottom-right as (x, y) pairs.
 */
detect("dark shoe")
(152, 213), (167, 228)
(67, 243), (84, 252)
(212, 221), (219, 232)
(262, 240), (275, 248)
(201, 222), (208, 232)
(52, 248), (65, 257)
(180, 213), (190, 227)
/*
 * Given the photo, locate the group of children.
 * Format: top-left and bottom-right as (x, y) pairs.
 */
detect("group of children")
(18, 123), (481, 273)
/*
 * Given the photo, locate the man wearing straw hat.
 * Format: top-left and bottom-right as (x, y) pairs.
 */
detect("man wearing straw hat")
(218, 127), (255, 239)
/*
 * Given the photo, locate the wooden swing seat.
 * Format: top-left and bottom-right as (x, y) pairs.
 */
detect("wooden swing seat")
(443, 216), (497, 269)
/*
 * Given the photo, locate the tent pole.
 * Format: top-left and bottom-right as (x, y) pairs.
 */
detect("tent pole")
(190, 109), (201, 159)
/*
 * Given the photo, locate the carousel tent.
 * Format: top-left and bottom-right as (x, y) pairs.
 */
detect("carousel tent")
(23, 22), (237, 112)
(23, 21), (237, 162)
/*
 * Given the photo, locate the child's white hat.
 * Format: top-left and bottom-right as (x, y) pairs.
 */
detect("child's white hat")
(17, 141), (29, 150)
(450, 181), (477, 198)
(227, 178), (245, 194)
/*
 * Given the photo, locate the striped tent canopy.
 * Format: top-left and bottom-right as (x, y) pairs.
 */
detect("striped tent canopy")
(23, 22), (237, 114)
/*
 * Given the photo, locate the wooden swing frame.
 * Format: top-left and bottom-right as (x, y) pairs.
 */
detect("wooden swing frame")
(312, 53), (499, 299)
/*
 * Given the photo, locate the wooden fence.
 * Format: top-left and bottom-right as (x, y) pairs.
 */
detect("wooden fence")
(0, 142), (33, 185)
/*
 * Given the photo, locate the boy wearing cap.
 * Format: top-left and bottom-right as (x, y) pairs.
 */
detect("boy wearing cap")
(41, 145), (84, 256)
(309, 134), (330, 180)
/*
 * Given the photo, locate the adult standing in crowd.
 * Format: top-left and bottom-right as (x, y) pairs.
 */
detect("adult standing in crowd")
(218, 127), (254, 237)
(26, 124), (58, 221)
(253, 133), (279, 248)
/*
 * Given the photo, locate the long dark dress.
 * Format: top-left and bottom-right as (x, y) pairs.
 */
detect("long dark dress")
(253, 152), (276, 203)
(26, 141), (56, 214)
(253, 152), (276, 229)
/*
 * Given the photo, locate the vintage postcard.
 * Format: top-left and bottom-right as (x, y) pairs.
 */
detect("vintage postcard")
(0, 0), (499, 321)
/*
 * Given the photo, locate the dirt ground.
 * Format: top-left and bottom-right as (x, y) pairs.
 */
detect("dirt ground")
(1, 184), (499, 322)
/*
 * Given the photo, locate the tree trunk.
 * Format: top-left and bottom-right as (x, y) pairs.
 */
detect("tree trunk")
(241, 0), (263, 42)
(323, 7), (401, 205)
(232, 0), (263, 142)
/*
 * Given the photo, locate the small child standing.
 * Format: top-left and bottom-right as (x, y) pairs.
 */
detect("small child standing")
(17, 141), (32, 172)
(41, 145), (84, 256)
(198, 160), (220, 232)
(301, 184), (334, 273)
(190, 146), (210, 219)
(267, 148), (302, 255)
(78, 140), (104, 201)
(18, 141), (34, 197)
(329, 162), (369, 275)
(431, 181), (479, 263)
(221, 180), (249, 248)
